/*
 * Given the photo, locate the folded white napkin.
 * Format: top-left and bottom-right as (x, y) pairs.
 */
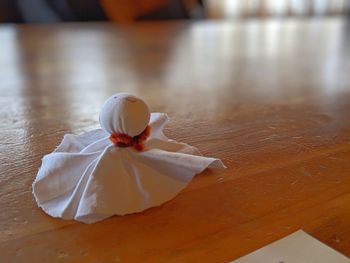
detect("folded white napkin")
(33, 93), (225, 223)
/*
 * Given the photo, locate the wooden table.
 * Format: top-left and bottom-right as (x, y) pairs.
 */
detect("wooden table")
(1, 18), (350, 262)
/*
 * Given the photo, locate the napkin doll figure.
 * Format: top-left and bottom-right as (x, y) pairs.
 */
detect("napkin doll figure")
(33, 93), (225, 223)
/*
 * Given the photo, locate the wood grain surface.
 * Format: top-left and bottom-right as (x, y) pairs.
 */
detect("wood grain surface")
(1, 18), (350, 262)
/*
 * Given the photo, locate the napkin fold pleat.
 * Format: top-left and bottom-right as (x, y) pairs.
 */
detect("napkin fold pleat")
(55, 129), (108, 153)
(33, 152), (101, 203)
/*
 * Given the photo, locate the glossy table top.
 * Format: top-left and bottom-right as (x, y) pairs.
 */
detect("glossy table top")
(1, 18), (350, 262)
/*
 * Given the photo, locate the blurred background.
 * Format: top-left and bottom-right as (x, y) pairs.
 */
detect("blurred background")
(0, 0), (349, 23)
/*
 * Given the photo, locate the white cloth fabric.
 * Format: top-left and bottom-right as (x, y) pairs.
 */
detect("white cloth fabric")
(33, 113), (225, 223)
(99, 93), (151, 137)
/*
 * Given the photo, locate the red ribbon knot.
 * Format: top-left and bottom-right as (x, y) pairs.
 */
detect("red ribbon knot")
(109, 125), (151, 151)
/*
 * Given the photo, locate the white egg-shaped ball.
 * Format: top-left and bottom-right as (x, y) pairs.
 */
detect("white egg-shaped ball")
(99, 93), (150, 137)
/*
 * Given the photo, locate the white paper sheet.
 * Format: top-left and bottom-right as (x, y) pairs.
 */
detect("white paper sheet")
(232, 230), (350, 263)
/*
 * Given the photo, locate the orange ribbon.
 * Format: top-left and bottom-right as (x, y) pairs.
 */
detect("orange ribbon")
(109, 125), (151, 151)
